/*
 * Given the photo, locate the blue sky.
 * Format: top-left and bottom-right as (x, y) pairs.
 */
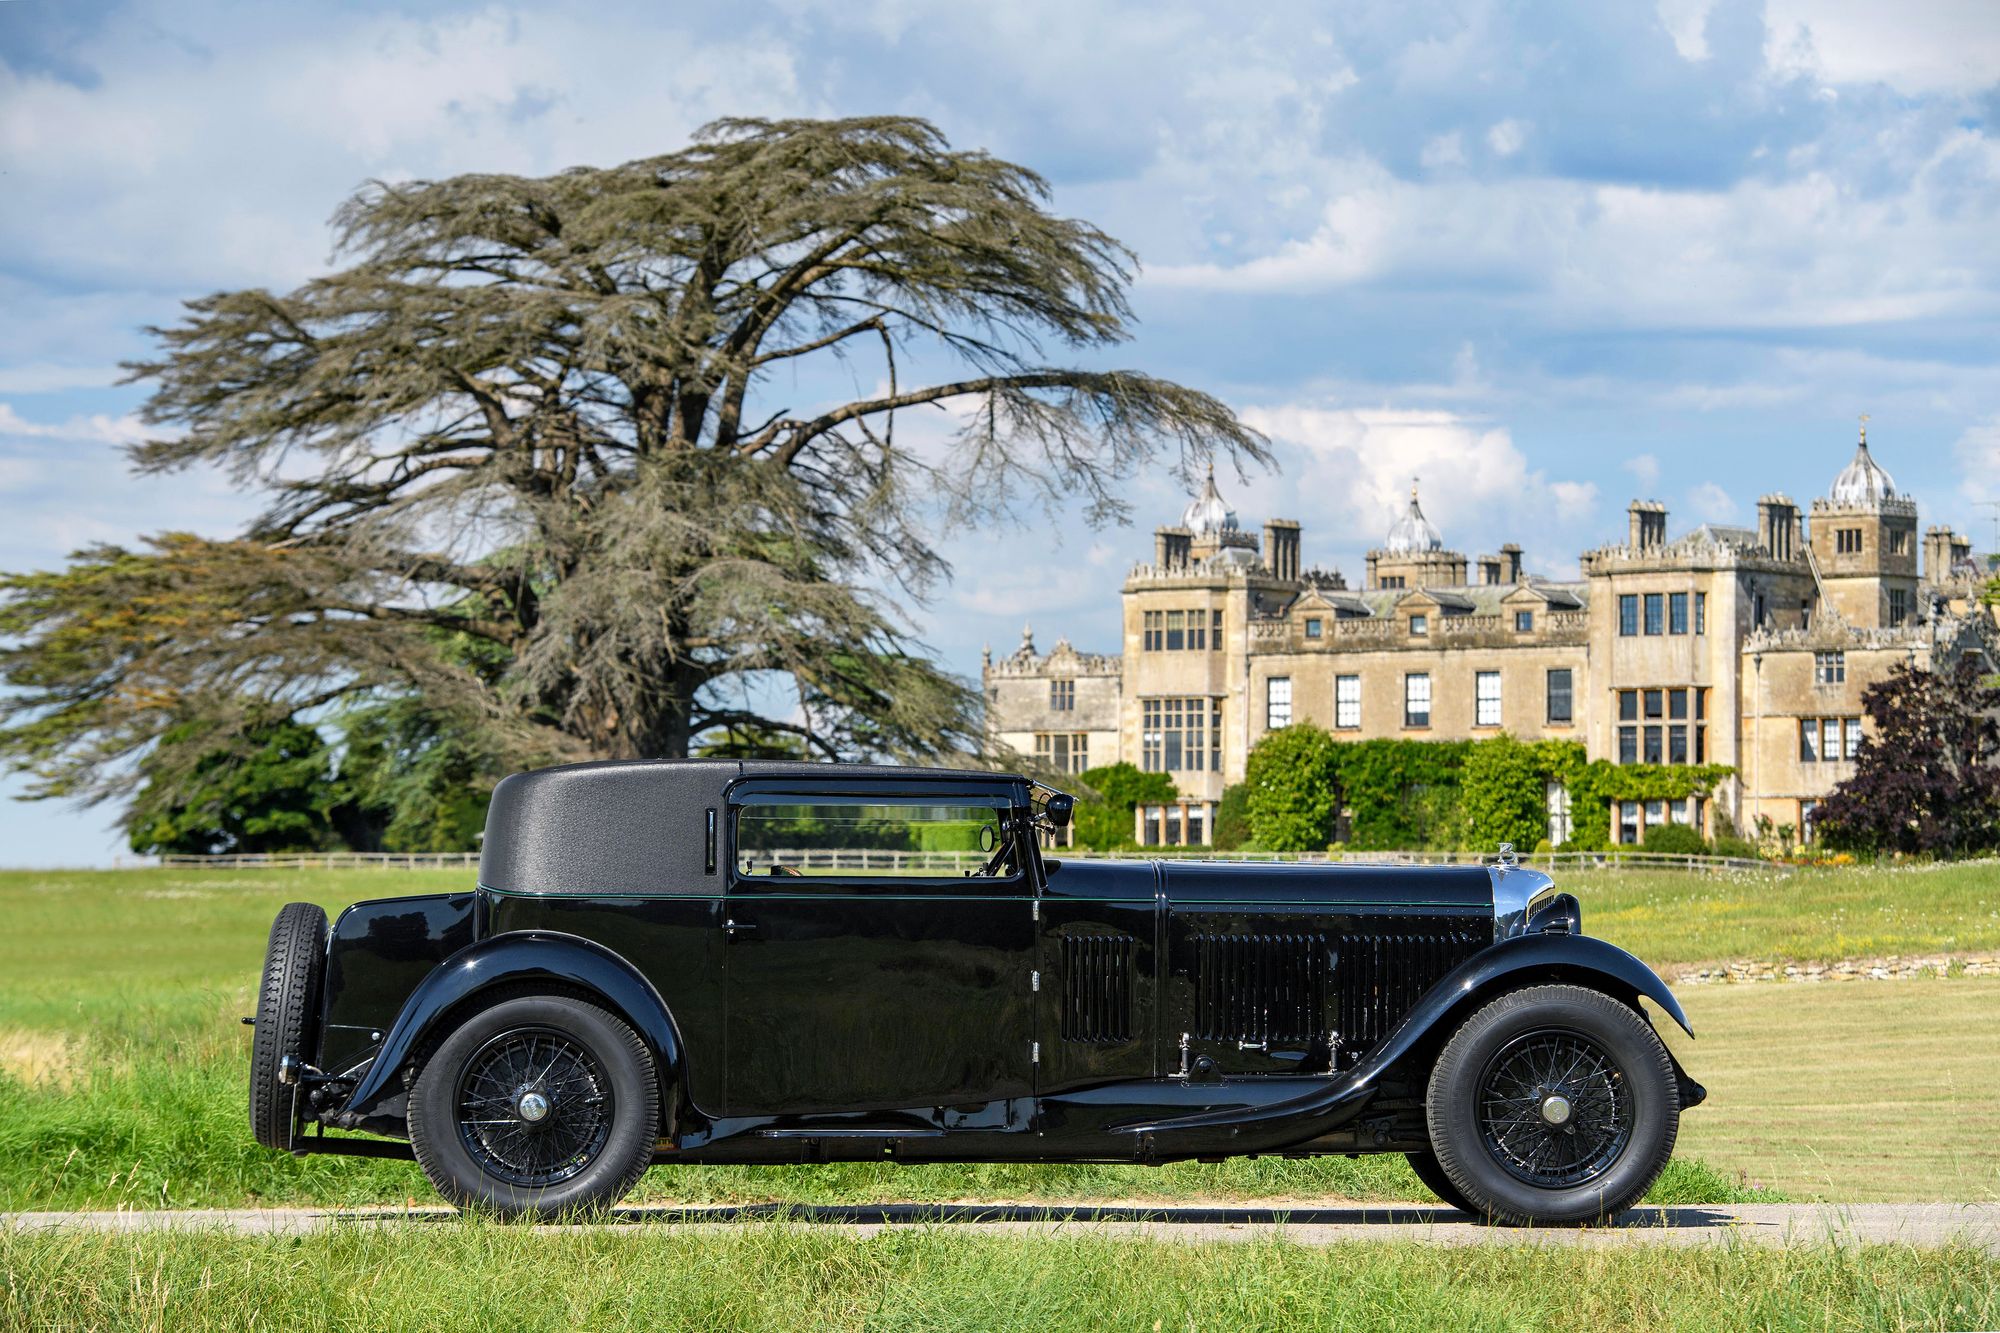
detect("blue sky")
(2, 0), (1998, 864)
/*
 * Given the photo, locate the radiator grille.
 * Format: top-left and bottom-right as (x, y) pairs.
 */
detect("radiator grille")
(1334, 928), (1487, 1068)
(1060, 933), (1136, 1043)
(1192, 933), (1331, 1044)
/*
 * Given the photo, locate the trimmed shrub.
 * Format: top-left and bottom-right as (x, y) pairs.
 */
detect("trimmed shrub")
(1639, 822), (1708, 855)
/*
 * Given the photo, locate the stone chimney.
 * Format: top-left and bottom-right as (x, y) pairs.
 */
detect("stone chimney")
(1477, 555), (1503, 585)
(1924, 525), (1972, 582)
(1756, 494), (1799, 561)
(1155, 527), (1192, 568)
(1262, 519), (1301, 582)
(1627, 500), (1667, 550)
(1501, 543), (1524, 582)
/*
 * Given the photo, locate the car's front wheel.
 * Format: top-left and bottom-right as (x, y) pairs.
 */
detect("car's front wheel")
(407, 994), (659, 1218)
(1426, 984), (1678, 1226)
(1404, 1147), (1480, 1216)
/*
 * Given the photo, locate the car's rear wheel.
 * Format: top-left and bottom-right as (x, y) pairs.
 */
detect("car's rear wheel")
(1426, 984), (1678, 1226)
(249, 902), (330, 1151)
(407, 994), (658, 1218)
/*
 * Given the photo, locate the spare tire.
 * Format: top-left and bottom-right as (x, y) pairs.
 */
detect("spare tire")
(249, 901), (330, 1151)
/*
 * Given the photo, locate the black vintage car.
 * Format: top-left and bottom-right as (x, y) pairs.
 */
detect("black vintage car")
(249, 759), (1704, 1224)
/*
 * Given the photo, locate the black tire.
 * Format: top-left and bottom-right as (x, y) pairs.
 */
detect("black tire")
(249, 902), (330, 1151)
(1405, 1148), (1480, 1216)
(407, 994), (658, 1218)
(1426, 984), (1678, 1227)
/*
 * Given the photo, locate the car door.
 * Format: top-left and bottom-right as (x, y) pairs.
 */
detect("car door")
(720, 780), (1037, 1121)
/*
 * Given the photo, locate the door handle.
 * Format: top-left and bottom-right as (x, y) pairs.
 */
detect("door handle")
(723, 918), (757, 937)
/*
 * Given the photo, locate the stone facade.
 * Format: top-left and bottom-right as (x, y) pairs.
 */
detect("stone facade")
(981, 435), (1997, 847)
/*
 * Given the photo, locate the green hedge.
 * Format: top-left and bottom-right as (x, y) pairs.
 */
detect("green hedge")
(1243, 726), (1733, 852)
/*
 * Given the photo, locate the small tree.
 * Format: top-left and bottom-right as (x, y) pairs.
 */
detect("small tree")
(1211, 783), (1251, 850)
(1070, 762), (1175, 849)
(127, 720), (339, 855)
(1458, 733), (1545, 852)
(1816, 656), (2000, 857)
(1243, 722), (1341, 852)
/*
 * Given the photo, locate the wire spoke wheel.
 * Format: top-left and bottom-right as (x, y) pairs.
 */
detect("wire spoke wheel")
(453, 1026), (614, 1188)
(1475, 1027), (1631, 1190)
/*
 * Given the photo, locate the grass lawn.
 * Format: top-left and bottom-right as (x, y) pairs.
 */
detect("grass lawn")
(4, 1223), (1997, 1332)
(1662, 978), (2000, 1203)
(0, 862), (1995, 1209)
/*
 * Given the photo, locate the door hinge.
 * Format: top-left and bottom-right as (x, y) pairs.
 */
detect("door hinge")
(1031, 970), (1041, 992)
(1032, 1041), (1040, 1064)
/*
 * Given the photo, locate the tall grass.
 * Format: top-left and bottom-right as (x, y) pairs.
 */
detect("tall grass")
(0, 994), (1763, 1211)
(4, 1222), (1995, 1332)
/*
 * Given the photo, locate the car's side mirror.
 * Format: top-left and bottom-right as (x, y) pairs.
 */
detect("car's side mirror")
(1043, 794), (1074, 830)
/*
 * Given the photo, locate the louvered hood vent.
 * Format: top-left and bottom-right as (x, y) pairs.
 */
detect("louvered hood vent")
(1187, 925), (1487, 1065)
(1192, 933), (1330, 1045)
(1334, 927), (1487, 1068)
(1060, 932), (1136, 1044)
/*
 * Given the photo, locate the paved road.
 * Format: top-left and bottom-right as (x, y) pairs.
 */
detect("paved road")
(6, 1203), (1998, 1251)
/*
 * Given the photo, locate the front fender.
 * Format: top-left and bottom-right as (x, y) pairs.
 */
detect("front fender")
(1121, 933), (1695, 1146)
(332, 930), (690, 1128)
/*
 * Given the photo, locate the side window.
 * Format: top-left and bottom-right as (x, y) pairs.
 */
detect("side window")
(733, 796), (1018, 880)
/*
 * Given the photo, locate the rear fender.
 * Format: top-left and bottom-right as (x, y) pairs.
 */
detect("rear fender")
(331, 930), (693, 1132)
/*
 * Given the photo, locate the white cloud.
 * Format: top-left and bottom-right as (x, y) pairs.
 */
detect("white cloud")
(1624, 453), (1663, 490)
(1953, 415), (2000, 504)
(1421, 132), (1467, 170)
(1765, 0), (2000, 95)
(0, 7), (812, 292)
(1686, 480), (1736, 522)
(1655, 0), (1718, 60)
(0, 365), (124, 395)
(1235, 403), (1600, 576)
(0, 402), (147, 447)
(1485, 118), (1527, 157)
(1149, 139), (2000, 334)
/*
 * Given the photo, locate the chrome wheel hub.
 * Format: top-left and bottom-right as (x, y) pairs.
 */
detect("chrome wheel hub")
(516, 1090), (551, 1123)
(1539, 1093), (1573, 1126)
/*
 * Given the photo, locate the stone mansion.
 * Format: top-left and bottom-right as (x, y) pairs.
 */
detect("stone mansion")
(982, 430), (1996, 848)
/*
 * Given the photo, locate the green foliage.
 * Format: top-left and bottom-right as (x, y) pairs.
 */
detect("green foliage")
(1713, 830), (1761, 859)
(1566, 761), (1735, 851)
(1211, 783), (1250, 851)
(126, 721), (340, 855)
(1242, 723), (1342, 851)
(1638, 822), (1708, 855)
(1069, 763), (1176, 850)
(1327, 738), (1472, 849)
(332, 698), (499, 853)
(1457, 733), (1547, 852)
(1237, 729), (1734, 853)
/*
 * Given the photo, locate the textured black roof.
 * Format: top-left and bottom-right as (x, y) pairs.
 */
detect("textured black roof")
(478, 758), (1025, 895)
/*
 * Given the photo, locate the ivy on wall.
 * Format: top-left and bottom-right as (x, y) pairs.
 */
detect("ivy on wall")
(1243, 725), (1733, 852)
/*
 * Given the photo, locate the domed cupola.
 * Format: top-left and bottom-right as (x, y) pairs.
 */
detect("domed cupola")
(1181, 462), (1240, 538)
(1829, 423), (1897, 508)
(1384, 480), (1444, 554)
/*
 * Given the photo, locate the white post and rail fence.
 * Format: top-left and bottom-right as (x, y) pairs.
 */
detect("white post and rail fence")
(148, 848), (1782, 874)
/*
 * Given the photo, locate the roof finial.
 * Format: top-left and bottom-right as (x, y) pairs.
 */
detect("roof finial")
(1859, 412), (1870, 446)
(1411, 475), (1421, 503)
